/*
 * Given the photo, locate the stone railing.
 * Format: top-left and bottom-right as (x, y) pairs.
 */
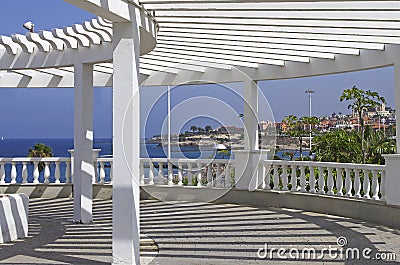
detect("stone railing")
(0, 158), (71, 184)
(0, 156), (388, 203)
(261, 160), (385, 201)
(139, 158), (234, 188)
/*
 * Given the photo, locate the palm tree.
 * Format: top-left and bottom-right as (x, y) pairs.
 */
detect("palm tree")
(363, 126), (396, 164)
(282, 115), (319, 159)
(340, 86), (386, 163)
(190, 125), (198, 133)
(205, 125), (213, 133)
(28, 143), (53, 172)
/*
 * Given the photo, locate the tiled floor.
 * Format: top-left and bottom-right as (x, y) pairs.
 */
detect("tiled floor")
(0, 198), (399, 264)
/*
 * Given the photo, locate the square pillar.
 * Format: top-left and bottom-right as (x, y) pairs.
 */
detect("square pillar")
(112, 20), (141, 264)
(394, 62), (400, 152)
(243, 80), (259, 151)
(235, 80), (265, 191)
(73, 63), (94, 223)
(383, 154), (400, 206)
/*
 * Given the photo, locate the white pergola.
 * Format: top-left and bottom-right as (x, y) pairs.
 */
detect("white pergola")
(1, 0), (400, 264)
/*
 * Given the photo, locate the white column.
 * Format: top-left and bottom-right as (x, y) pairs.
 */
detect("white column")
(235, 80), (267, 191)
(384, 64), (400, 206)
(384, 154), (400, 205)
(112, 18), (141, 265)
(395, 62), (400, 152)
(73, 63), (94, 224)
(243, 80), (258, 151)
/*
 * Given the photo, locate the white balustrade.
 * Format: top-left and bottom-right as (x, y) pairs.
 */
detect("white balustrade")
(0, 158), (71, 184)
(0, 156), (387, 203)
(261, 160), (385, 201)
(139, 158), (233, 188)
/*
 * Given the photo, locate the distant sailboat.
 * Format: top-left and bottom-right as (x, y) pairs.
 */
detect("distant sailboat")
(1, 137), (3, 141)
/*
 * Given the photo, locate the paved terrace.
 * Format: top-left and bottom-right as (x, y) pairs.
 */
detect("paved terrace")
(0, 198), (399, 265)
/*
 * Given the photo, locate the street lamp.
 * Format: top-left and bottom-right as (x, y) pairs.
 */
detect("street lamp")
(305, 89), (315, 153)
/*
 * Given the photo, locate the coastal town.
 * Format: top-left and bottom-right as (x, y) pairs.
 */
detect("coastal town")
(147, 103), (396, 150)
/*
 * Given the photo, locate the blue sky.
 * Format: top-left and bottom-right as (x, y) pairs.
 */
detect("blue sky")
(0, 1), (396, 139)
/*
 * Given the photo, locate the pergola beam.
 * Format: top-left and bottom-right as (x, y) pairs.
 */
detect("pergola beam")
(64, 0), (132, 22)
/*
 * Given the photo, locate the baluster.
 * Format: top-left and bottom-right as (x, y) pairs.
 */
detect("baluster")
(94, 160), (99, 183)
(344, 168), (352, 197)
(187, 163), (193, 186)
(11, 162), (17, 184)
(336, 168), (343, 196)
(224, 163), (230, 187)
(380, 171), (386, 201)
(259, 164), (266, 190)
(215, 163), (222, 187)
(371, 170), (380, 200)
(290, 165), (297, 191)
(139, 161), (145, 185)
(318, 166), (325, 194)
(309, 166), (316, 193)
(149, 161), (154, 185)
(363, 170), (371, 199)
(197, 163), (203, 187)
(326, 167), (334, 195)
(264, 164), (272, 190)
(354, 169), (361, 198)
(44, 162), (50, 184)
(109, 161), (113, 183)
(168, 161), (174, 186)
(157, 162), (164, 185)
(0, 163), (5, 184)
(65, 161), (71, 183)
(281, 165), (288, 191)
(206, 164), (212, 187)
(33, 162), (40, 184)
(299, 166), (306, 192)
(22, 162), (28, 184)
(178, 163), (183, 186)
(272, 164), (279, 190)
(99, 162), (106, 184)
(54, 162), (61, 184)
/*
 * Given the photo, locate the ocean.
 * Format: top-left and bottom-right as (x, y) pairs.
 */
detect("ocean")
(0, 138), (301, 159)
(0, 138), (219, 159)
